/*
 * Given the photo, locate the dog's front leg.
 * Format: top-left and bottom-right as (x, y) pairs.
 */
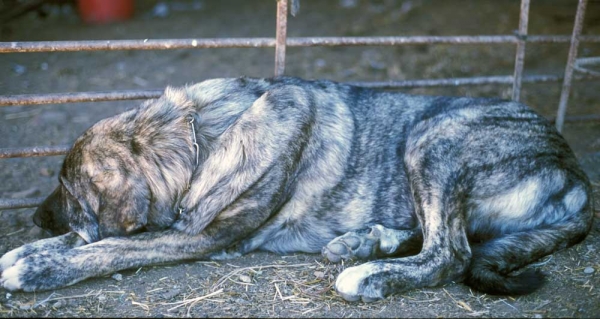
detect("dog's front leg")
(334, 211), (471, 302)
(0, 232), (86, 272)
(0, 223), (244, 292)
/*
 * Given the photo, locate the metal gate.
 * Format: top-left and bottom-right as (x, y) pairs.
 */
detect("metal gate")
(0, 0), (599, 210)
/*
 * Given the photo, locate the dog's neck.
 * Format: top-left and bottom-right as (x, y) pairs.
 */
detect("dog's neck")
(127, 91), (200, 230)
(141, 84), (256, 230)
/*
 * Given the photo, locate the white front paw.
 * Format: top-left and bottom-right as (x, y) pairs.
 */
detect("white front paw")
(0, 259), (25, 291)
(335, 263), (383, 302)
(0, 246), (25, 272)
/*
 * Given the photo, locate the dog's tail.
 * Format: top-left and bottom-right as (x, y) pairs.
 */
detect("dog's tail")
(464, 187), (593, 295)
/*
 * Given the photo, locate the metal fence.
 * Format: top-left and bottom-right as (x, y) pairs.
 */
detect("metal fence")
(0, 0), (599, 210)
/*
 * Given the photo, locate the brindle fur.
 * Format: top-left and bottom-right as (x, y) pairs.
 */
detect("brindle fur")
(0, 77), (594, 301)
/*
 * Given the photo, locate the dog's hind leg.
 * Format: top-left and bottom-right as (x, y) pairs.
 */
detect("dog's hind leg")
(465, 180), (593, 295)
(322, 225), (422, 262)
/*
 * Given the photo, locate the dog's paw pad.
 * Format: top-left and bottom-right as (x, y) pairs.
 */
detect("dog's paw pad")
(0, 247), (25, 272)
(322, 229), (379, 263)
(321, 242), (351, 263)
(335, 263), (383, 303)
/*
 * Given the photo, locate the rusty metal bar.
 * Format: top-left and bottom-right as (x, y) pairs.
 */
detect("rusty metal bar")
(275, 0), (288, 76)
(0, 89), (163, 106)
(552, 114), (600, 123)
(2, 74), (599, 107)
(511, 0), (530, 102)
(0, 145), (70, 158)
(0, 197), (46, 210)
(574, 57), (600, 76)
(2, 35), (600, 53)
(0, 38), (276, 53)
(347, 74), (598, 88)
(556, 0), (588, 133)
(288, 35), (600, 46)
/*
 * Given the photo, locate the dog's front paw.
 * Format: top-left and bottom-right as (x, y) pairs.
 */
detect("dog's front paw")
(1, 259), (26, 291)
(1, 251), (80, 292)
(1, 232), (86, 273)
(0, 246), (27, 272)
(335, 263), (385, 303)
(322, 228), (379, 263)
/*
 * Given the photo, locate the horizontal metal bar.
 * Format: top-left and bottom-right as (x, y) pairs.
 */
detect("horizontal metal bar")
(288, 35), (600, 46)
(574, 57), (600, 76)
(552, 113), (600, 123)
(0, 38), (276, 53)
(0, 145), (70, 158)
(0, 197), (45, 210)
(2, 74), (599, 107)
(347, 74), (598, 88)
(1, 35), (600, 53)
(0, 90), (163, 106)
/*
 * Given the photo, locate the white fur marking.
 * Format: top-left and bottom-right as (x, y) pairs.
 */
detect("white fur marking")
(335, 263), (376, 298)
(374, 225), (400, 254)
(0, 246), (24, 271)
(477, 177), (541, 219)
(1, 260), (24, 291)
(564, 185), (587, 214)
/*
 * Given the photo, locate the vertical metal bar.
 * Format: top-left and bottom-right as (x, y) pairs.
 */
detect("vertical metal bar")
(556, 0), (588, 133)
(274, 0), (288, 76)
(511, 0), (530, 102)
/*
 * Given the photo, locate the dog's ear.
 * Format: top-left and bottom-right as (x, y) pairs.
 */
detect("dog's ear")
(60, 177), (101, 244)
(89, 168), (150, 237)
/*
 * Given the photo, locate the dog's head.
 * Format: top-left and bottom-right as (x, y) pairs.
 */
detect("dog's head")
(34, 87), (196, 243)
(34, 114), (155, 243)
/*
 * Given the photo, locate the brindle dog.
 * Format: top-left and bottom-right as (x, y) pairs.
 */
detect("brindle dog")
(0, 77), (593, 302)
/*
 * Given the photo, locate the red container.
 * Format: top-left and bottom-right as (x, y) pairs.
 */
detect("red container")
(78, 0), (134, 24)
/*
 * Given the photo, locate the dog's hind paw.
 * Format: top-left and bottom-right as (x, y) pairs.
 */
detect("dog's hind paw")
(335, 263), (385, 303)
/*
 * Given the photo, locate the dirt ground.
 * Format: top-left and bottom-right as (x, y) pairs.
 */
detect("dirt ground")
(1, 0), (600, 317)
